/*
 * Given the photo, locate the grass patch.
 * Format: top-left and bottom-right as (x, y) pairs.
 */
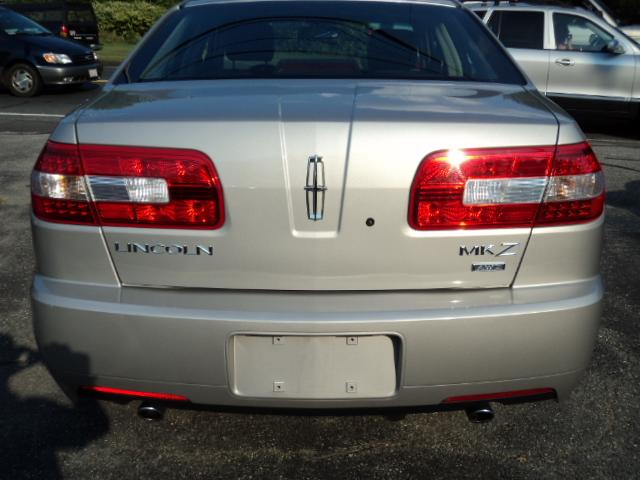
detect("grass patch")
(99, 41), (136, 65)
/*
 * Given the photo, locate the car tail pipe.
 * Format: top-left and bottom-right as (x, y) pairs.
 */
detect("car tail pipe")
(465, 403), (495, 423)
(138, 401), (166, 420)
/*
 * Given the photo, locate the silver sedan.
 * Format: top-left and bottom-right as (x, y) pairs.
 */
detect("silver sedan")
(30, 0), (604, 421)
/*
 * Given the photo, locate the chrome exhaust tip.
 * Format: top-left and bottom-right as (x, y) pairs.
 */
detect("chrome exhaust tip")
(465, 403), (495, 423)
(137, 401), (165, 420)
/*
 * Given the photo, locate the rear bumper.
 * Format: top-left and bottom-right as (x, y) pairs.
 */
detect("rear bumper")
(32, 275), (602, 408)
(72, 37), (101, 50)
(36, 62), (102, 85)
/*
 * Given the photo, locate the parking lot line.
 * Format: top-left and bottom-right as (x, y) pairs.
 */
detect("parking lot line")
(0, 112), (64, 118)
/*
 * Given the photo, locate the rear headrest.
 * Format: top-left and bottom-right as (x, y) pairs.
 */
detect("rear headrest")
(220, 22), (275, 62)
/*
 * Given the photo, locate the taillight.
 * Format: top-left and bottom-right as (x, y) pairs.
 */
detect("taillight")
(31, 141), (225, 229)
(59, 24), (69, 37)
(535, 142), (605, 225)
(31, 141), (96, 225)
(408, 142), (604, 230)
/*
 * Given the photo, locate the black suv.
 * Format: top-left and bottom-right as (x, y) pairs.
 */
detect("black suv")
(0, 6), (101, 96)
(1, 0), (100, 49)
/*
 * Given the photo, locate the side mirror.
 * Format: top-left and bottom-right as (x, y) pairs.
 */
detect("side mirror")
(605, 39), (625, 55)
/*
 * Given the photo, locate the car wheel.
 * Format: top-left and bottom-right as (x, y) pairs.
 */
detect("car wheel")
(6, 63), (42, 97)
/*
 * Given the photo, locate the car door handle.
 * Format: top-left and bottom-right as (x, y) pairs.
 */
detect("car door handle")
(555, 58), (575, 66)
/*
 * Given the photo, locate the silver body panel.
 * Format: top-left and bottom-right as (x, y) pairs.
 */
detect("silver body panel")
(506, 48), (551, 92)
(31, 0), (604, 409)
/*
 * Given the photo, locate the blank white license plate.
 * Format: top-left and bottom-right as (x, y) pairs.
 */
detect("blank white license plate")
(88, 68), (98, 79)
(231, 335), (397, 399)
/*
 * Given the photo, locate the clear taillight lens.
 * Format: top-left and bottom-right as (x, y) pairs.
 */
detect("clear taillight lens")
(409, 142), (604, 230)
(31, 141), (225, 229)
(536, 142), (605, 225)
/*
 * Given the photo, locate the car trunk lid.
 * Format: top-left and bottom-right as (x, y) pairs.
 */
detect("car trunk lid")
(75, 80), (559, 290)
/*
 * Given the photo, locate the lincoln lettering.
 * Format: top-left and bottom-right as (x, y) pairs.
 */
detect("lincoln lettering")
(114, 242), (213, 256)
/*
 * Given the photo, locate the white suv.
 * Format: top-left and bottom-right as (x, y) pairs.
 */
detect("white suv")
(466, 1), (640, 119)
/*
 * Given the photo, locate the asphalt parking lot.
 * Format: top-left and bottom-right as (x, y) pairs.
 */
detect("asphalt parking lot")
(0, 75), (639, 479)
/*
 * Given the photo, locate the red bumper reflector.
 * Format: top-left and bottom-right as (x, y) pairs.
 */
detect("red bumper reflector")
(79, 385), (189, 402)
(442, 388), (556, 404)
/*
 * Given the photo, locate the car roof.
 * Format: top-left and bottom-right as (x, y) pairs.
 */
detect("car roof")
(463, 0), (595, 13)
(183, 0), (461, 10)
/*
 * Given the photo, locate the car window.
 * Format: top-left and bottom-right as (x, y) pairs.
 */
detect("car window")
(22, 9), (64, 23)
(0, 7), (49, 35)
(67, 8), (95, 23)
(124, 1), (525, 85)
(473, 10), (486, 19)
(553, 13), (614, 52)
(487, 10), (544, 50)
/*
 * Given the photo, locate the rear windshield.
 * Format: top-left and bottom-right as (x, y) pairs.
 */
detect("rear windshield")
(18, 9), (65, 23)
(67, 6), (96, 23)
(123, 1), (525, 84)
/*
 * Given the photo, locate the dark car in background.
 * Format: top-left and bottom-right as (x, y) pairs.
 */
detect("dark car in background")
(0, 0), (100, 49)
(0, 6), (101, 96)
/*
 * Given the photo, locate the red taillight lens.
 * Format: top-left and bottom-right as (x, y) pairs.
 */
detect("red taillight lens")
(80, 144), (224, 228)
(31, 141), (225, 229)
(59, 24), (69, 37)
(79, 385), (189, 402)
(408, 142), (604, 230)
